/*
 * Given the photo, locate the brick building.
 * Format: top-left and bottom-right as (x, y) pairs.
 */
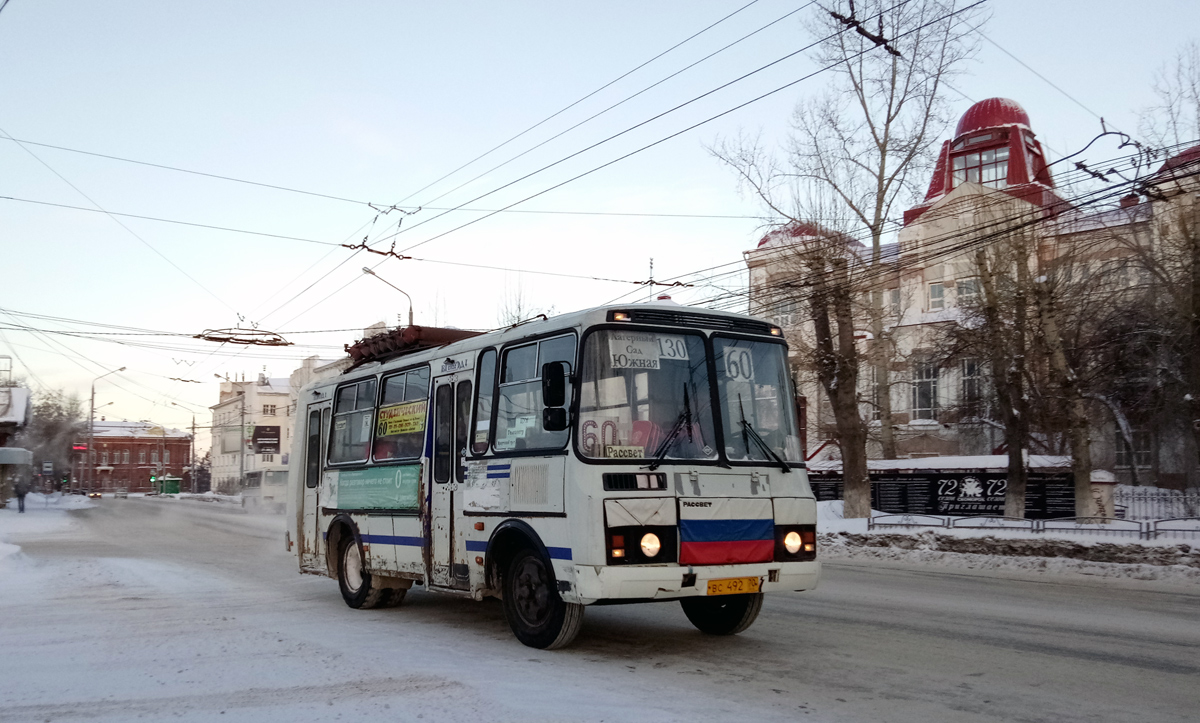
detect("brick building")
(74, 420), (192, 493)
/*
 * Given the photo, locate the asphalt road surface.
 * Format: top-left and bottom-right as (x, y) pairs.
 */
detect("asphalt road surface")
(1, 498), (1197, 722)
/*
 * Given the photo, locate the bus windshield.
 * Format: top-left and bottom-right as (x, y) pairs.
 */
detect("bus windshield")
(578, 330), (717, 461)
(713, 337), (803, 463)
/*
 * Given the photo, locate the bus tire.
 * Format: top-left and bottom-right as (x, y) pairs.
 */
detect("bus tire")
(337, 532), (387, 609)
(502, 547), (584, 650)
(679, 592), (763, 635)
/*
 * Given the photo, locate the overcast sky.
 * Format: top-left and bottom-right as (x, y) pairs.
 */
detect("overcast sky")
(1, 0), (1197, 442)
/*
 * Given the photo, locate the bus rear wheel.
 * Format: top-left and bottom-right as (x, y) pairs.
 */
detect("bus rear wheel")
(680, 592), (763, 635)
(502, 548), (583, 649)
(337, 532), (397, 609)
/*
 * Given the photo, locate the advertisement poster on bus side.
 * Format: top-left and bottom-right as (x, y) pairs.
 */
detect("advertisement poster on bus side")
(336, 465), (420, 510)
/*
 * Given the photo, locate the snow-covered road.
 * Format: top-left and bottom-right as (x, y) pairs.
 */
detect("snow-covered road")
(1, 499), (1197, 722)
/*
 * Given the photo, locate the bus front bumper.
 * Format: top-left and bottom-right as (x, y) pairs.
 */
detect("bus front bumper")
(571, 560), (820, 604)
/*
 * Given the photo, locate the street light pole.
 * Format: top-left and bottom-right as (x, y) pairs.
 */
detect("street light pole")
(88, 367), (125, 493)
(362, 267), (414, 326)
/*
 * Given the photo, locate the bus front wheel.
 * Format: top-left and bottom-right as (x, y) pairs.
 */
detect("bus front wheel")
(337, 532), (400, 609)
(502, 548), (583, 649)
(680, 592), (763, 635)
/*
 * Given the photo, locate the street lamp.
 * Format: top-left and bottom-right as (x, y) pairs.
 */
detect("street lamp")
(88, 366), (125, 492)
(171, 402), (198, 493)
(362, 267), (414, 327)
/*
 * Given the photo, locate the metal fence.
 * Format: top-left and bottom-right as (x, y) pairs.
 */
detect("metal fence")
(1114, 488), (1200, 520)
(866, 513), (1200, 540)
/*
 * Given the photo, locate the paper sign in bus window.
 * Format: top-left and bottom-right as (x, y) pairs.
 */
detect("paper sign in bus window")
(723, 346), (756, 382)
(376, 400), (428, 437)
(608, 332), (689, 370)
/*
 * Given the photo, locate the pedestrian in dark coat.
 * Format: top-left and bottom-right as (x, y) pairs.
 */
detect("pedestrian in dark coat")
(14, 478), (28, 513)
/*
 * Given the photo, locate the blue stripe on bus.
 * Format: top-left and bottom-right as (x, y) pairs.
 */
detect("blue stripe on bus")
(465, 540), (488, 552)
(486, 472), (510, 479)
(547, 547), (572, 560)
(487, 464), (511, 471)
(361, 534), (424, 547)
(679, 518), (774, 543)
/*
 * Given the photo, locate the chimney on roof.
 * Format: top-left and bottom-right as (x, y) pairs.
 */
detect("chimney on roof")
(258, 372), (268, 385)
(1120, 194), (1140, 208)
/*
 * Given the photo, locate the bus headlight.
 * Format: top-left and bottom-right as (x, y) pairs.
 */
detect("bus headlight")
(640, 533), (661, 557)
(774, 524), (816, 561)
(783, 531), (802, 554)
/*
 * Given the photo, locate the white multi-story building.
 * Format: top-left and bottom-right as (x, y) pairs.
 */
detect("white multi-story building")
(210, 373), (293, 499)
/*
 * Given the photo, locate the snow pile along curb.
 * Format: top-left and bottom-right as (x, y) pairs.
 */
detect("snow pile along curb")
(820, 530), (1200, 582)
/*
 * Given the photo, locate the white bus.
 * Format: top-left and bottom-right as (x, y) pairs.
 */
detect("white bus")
(286, 303), (819, 649)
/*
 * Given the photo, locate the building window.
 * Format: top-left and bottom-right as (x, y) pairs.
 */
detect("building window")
(953, 145), (1009, 189)
(122, 450), (130, 464)
(164, 450), (170, 465)
(888, 288), (901, 316)
(139, 450), (146, 464)
(912, 358), (939, 420)
(262, 454), (274, 463)
(769, 298), (800, 327)
(956, 278), (980, 305)
(929, 283), (945, 311)
(101, 452), (108, 465)
(151, 450), (159, 465)
(263, 404), (277, 416)
(961, 358), (982, 408)
(1115, 430), (1151, 468)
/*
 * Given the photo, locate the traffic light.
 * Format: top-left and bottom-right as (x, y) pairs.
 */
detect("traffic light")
(150, 474), (157, 483)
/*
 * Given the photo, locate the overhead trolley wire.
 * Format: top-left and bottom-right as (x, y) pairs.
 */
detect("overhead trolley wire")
(391, 0), (768, 207)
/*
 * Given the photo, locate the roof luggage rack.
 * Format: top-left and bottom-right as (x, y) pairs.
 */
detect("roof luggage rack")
(345, 325), (483, 369)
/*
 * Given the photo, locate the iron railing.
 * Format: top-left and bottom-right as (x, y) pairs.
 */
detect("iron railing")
(864, 515), (1200, 540)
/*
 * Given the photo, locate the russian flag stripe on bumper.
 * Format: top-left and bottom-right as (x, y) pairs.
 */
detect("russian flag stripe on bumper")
(679, 518), (773, 543)
(680, 539), (774, 565)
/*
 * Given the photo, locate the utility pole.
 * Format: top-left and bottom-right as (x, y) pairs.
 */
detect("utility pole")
(238, 390), (246, 493)
(190, 415), (196, 493)
(88, 367), (125, 493)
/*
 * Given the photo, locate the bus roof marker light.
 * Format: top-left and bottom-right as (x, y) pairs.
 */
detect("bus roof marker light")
(612, 311), (630, 322)
(769, 326), (783, 336)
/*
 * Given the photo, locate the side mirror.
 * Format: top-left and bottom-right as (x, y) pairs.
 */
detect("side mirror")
(541, 361), (568, 408)
(542, 407), (568, 432)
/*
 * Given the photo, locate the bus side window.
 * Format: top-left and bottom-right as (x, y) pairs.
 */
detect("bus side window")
(455, 380), (472, 482)
(373, 366), (430, 462)
(329, 378), (376, 464)
(433, 384), (453, 483)
(471, 349), (496, 455)
(305, 409), (321, 488)
(495, 334), (576, 452)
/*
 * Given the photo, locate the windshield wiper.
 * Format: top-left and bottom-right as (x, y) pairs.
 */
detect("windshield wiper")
(738, 394), (790, 473)
(646, 385), (693, 471)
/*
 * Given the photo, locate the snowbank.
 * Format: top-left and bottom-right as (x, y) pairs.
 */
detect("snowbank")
(816, 501), (1200, 582)
(820, 530), (1200, 582)
(3, 492), (95, 512)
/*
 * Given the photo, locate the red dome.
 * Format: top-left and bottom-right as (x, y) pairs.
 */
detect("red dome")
(955, 97), (1031, 137)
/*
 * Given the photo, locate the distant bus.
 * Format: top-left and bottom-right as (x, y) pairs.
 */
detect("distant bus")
(286, 303), (819, 649)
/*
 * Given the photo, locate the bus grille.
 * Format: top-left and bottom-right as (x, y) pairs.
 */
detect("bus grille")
(603, 473), (668, 491)
(611, 309), (775, 335)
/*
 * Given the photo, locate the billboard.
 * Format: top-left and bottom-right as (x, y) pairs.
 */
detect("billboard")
(252, 425), (281, 454)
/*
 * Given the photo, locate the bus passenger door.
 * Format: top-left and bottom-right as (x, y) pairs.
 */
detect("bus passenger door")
(430, 375), (472, 589)
(300, 402), (330, 569)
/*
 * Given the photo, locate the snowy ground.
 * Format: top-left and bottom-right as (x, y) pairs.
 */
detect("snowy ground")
(1, 499), (1198, 722)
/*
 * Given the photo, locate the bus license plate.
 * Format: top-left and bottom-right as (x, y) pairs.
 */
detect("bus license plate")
(706, 577), (761, 596)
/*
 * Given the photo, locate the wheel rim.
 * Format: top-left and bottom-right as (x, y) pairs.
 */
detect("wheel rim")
(343, 541), (364, 593)
(512, 556), (552, 627)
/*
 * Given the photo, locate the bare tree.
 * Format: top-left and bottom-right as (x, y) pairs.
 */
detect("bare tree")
(1139, 41), (1200, 150)
(714, 1), (982, 516)
(785, 0), (983, 459)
